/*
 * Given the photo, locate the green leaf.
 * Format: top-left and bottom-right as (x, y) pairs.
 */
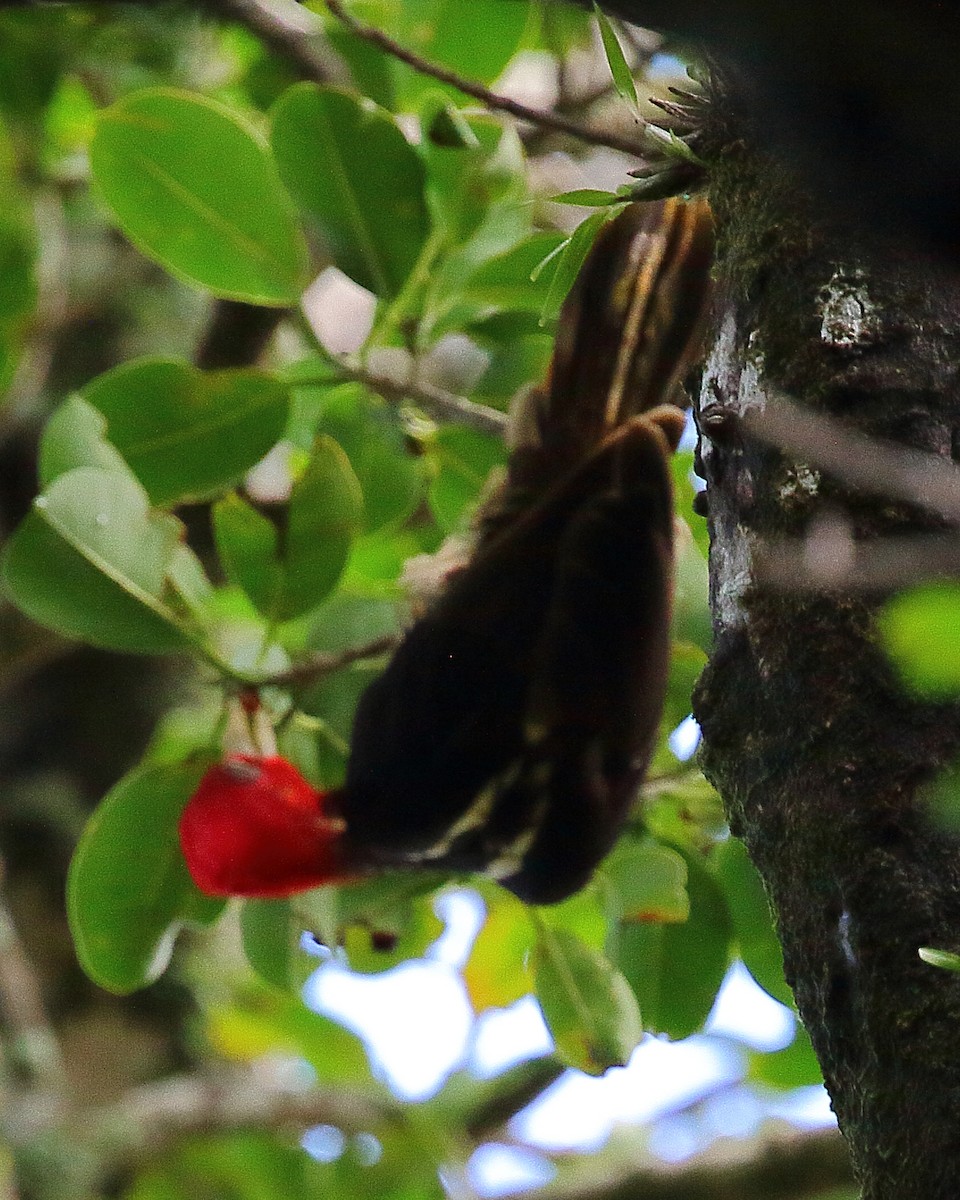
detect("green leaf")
(537, 880), (609, 951)
(602, 839), (690, 923)
(533, 926), (642, 1075)
(540, 210), (613, 325)
(326, 26), (396, 110)
(208, 988), (372, 1086)
(919, 946), (960, 971)
(306, 383), (424, 532)
(294, 659), (383, 785)
(90, 88), (309, 304)
(616, 849), (732, 1039)
(919, 758), (960, 831)
(672, 450), (710, 557)
(212, 493), (282, 616)
(422, 114), (524, 246)
(713, 836), (793, 1007)
(426, 100), (481, 149)
(592, 4), (638, 107)
(0, 10), (69, 118)
(0, 124), (37, 390)
(271, 84), (429, 298)
(299, 872), (446, 974)
(552, 189), (622, 207)
(38, 394), (131, 487)
(341, 895), (444, 974)
(879, 582), (960, 697)
(167, 544), (215, 621)
(463, 887), (534, 1011)
(213, 437), (363, 622)
(470, 333), (553, 403)
(67, 760), (224, 993)
(463, 232), (566, 314)
(391, 0), (530, 105)
(83, 358), (289, 506)
(241, 899), (306, 991)
(643, 768), (727, 849)
(305, 592), (400, 654)
(2, 468), (192, 653)
(282, 436), (364, 616)
(428, 425), (506, 532)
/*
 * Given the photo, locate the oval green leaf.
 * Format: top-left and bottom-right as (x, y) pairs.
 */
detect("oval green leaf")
(38, 393), (132, 487)
(428, 425), (505, 532)
(2, 467), (191, 653)
(213, 437), (363, 622)
(306, 383), (424, 532)
(212, 491), (281, 617)
(713, 836), (793, 1007)
(616, 849), (732, 1039)
(271, 84), (429, 298)
(919, 946), (960, 971)
(552, 189), (622, 207)
(83, 358), (290, 506)
(602, 839), (690, 924)
(67, 759), (224, 993)
(280, 435), (364, 618)
(90, 88), (309, 303)
(392, 0), (529, 105)
(463, 888), (534, 1011)
(240, 898), (306, 991)
(533, 926), (642, 1075)
(749, 1022), (824, 1089)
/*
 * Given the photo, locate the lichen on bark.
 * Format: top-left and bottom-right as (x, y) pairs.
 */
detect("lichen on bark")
(692, 81), (960, 1198)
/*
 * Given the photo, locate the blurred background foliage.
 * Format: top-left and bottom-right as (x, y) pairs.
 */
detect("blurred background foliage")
(0, 2), (866, 1198)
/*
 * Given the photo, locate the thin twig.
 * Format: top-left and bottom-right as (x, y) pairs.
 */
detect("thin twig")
(335, 360), (509, 437)
(257, 633), (399, 690)
(325, 0), (648, 159)
(204, 0), (340, 84)
(745, 393), (960, 524)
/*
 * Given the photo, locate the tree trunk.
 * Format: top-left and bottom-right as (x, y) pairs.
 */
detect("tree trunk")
(693, 90), (960, 1197)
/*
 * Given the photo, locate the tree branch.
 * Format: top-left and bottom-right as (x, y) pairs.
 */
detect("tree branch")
(325, 0), (648, 159)
(510, 1126), (851, 1200)
(202, 0), (340, 84)
(255, 633), (399, 691)
(332, 359), (509, 437)
(75, 1063), (403, 1179)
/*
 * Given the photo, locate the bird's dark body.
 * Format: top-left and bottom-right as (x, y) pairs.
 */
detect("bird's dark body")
(339, 198), (713, 904)
(342, 416), (676, 903)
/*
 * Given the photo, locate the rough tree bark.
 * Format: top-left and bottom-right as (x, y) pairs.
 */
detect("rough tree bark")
(693, 83), (960, 1198)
